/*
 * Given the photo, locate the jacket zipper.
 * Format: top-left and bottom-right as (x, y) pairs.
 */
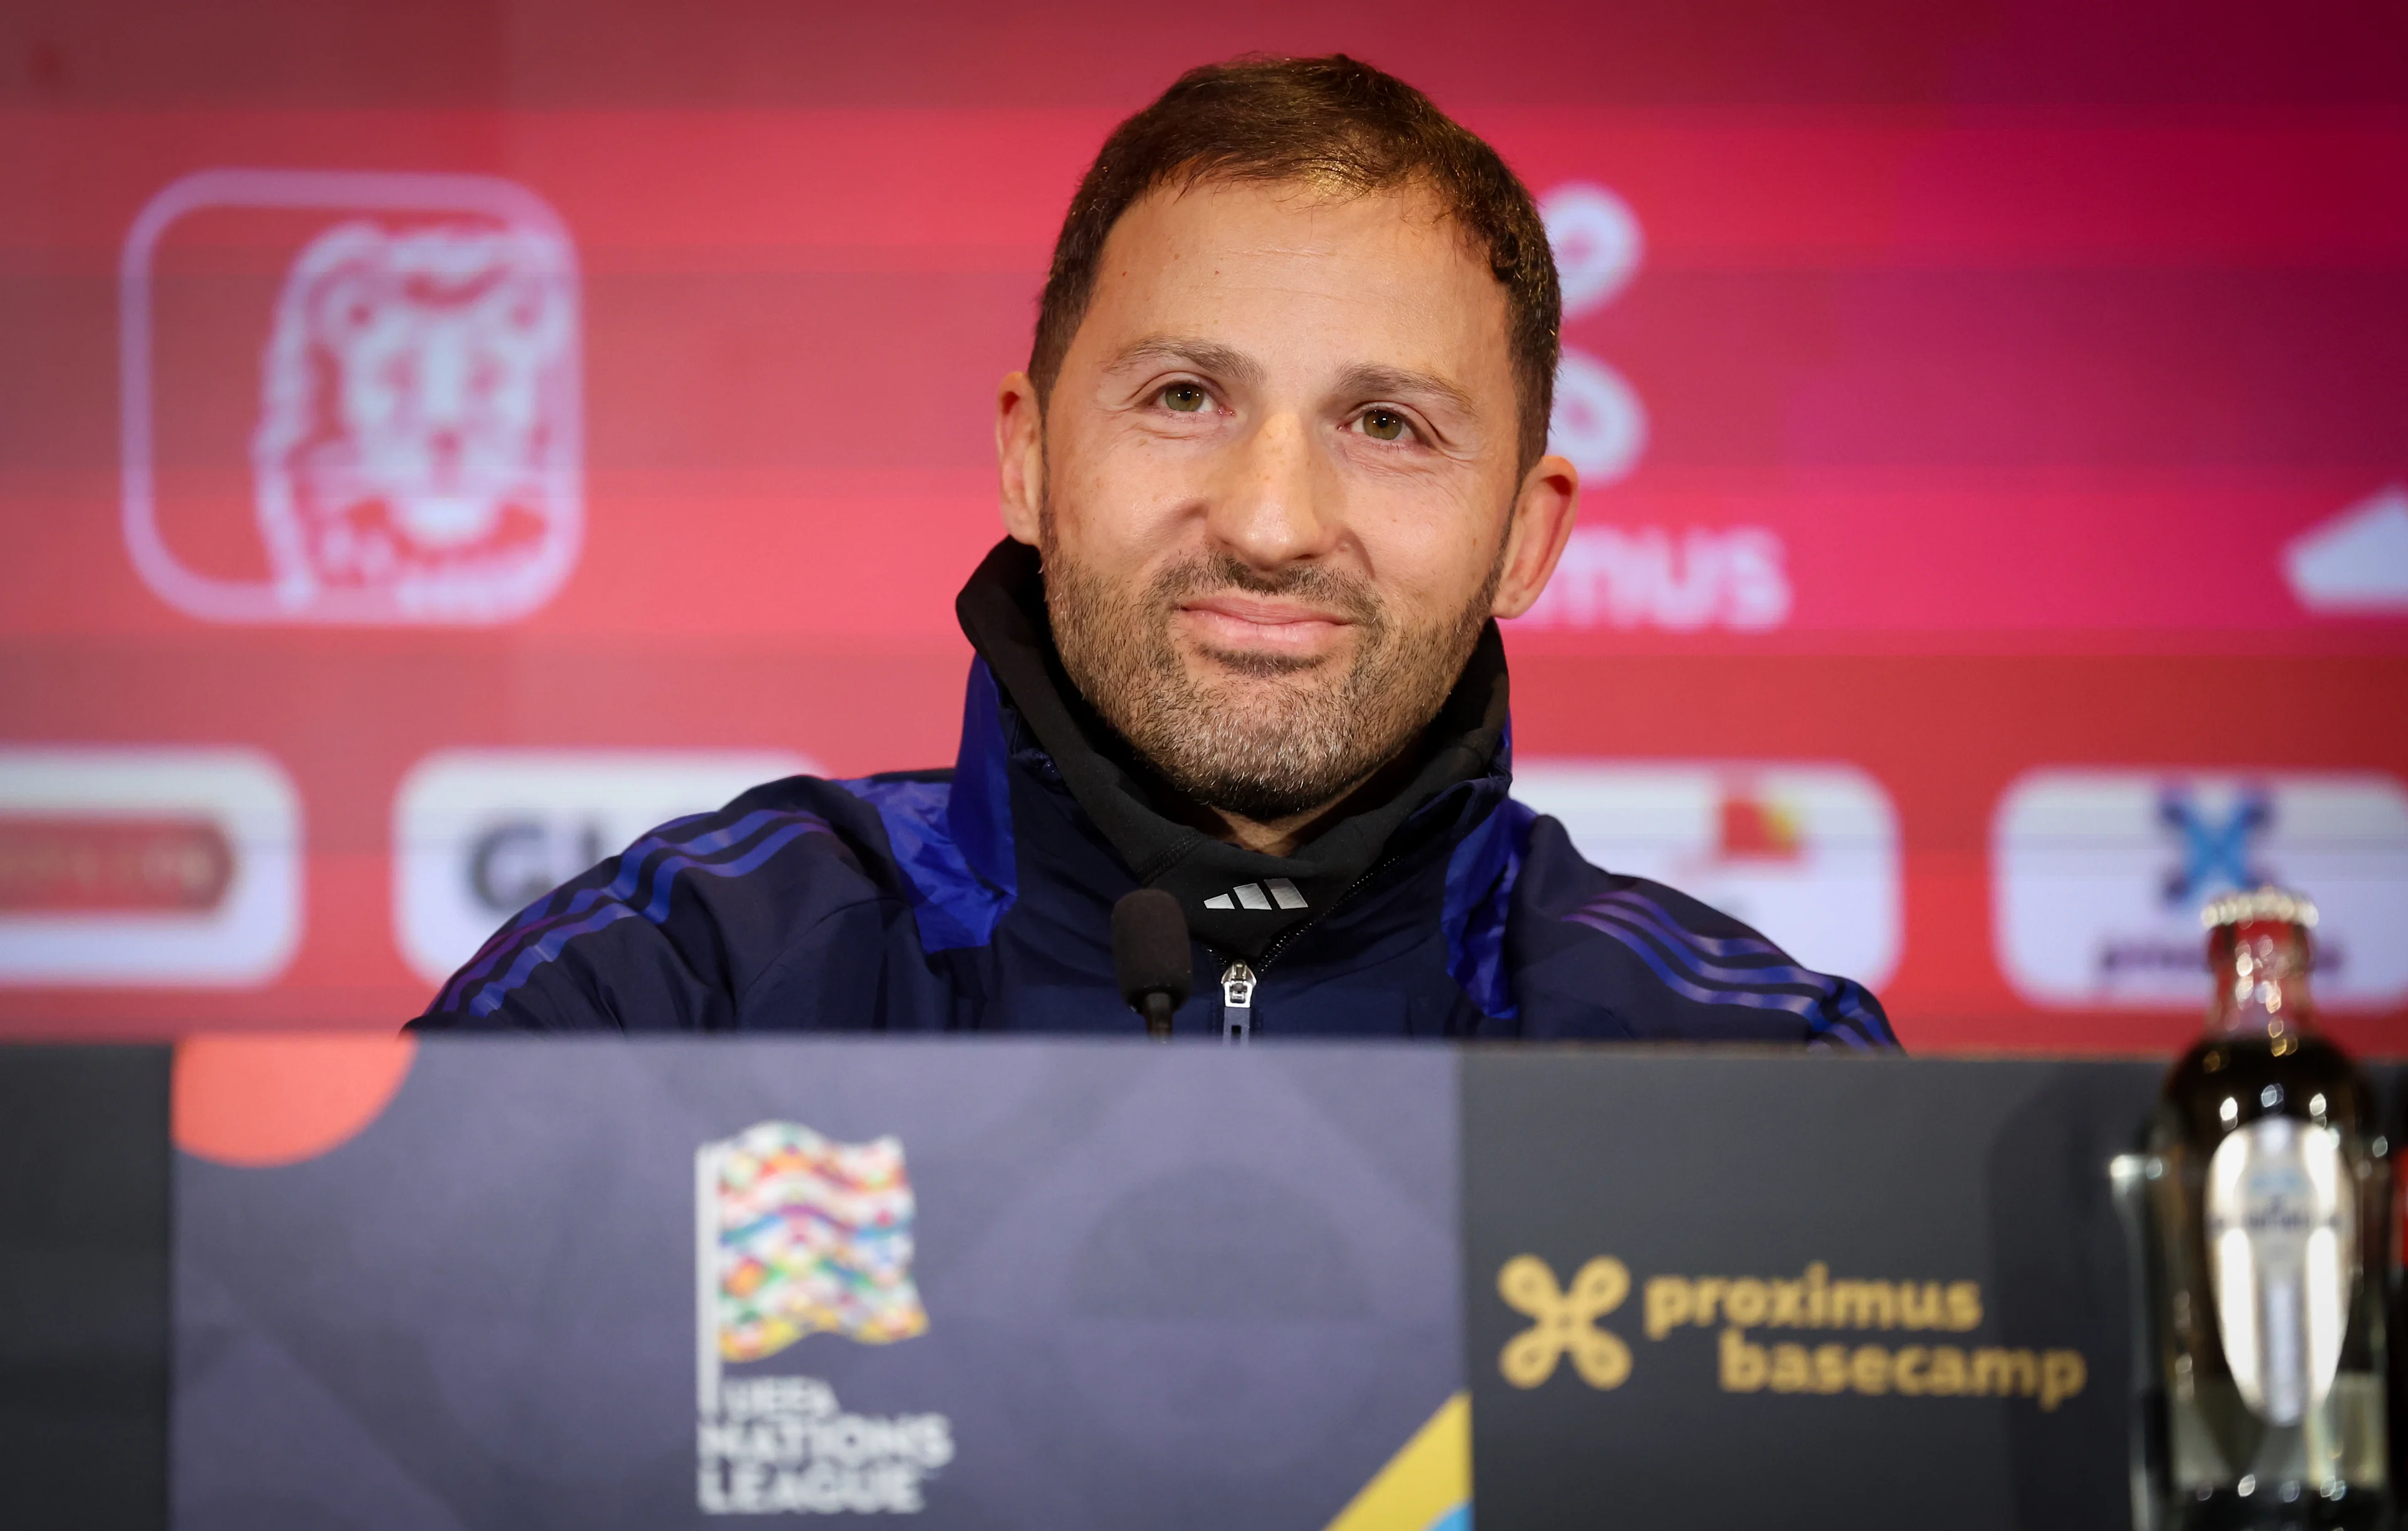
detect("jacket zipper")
(1215, 851), (1405, 1044)
(1218, 962), (1257, 1043)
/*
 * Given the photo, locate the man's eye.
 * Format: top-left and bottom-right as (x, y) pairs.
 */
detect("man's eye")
(1160, 384), (1210, 413)
(1360, 409), (1410, 442)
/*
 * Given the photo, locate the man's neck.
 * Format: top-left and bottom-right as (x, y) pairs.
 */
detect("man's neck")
(1216, 811), (1318, 859)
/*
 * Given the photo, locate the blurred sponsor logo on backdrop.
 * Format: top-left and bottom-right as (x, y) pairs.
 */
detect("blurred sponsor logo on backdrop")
(2285, 485), (2408, 615)
(0, 747), (302, 985)
(1514, 525), (1792, 633)
(393, 749), (811, 984)
(1541, 182), (1647, 487)
(122, 169), (584, 625)
(1509, 761), (1901, 989)
(1993, 770), (2408, 1009)
(1526, 182), (1790, 636)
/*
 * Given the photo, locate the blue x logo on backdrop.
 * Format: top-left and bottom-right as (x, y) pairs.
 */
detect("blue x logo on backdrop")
(2157, 786), (2274, 908)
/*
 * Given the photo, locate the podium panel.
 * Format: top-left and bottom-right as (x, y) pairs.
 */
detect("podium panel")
(171, 1040), (1464, 1531)
(1462, 1054), (2172, 1529)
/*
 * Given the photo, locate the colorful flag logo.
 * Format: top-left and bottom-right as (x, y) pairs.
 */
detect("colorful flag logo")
(707, 1121), (927, 1364)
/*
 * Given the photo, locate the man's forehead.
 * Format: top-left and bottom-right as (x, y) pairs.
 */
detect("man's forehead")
(1077, 177), (1511, 382)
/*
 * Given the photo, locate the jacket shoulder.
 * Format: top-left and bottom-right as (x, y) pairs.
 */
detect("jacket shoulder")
(1508, 811), (1896, 1048)
(411, 774), (912, 1031)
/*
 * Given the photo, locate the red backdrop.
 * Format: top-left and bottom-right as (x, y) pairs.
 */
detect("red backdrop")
(3, 0), (2404, 1050)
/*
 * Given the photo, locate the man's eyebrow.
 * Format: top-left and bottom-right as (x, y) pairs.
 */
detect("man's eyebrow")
(1336, 363), (1480, 418)
(1104, 335), (1264, 387)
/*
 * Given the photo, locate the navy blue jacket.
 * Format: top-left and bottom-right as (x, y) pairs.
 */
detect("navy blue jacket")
(413, 542), (1894, 1046)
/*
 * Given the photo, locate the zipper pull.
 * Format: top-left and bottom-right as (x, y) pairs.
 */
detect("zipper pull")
(1220, 962), (1256, 1044)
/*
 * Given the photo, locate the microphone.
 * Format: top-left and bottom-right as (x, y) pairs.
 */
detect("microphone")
(1111, 888), (1191, 1042)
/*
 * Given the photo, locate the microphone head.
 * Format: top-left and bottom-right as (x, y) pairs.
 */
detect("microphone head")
(1111, 888), (1192, 1012)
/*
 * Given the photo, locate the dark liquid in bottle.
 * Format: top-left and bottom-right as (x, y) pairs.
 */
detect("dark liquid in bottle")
(2150, 1033), (2390, 1530)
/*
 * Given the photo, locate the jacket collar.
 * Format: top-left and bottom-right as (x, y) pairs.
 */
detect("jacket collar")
(954, 538), (1512, 961)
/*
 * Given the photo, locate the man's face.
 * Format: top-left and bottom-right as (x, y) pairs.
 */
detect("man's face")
(998, 177), (1576, 829)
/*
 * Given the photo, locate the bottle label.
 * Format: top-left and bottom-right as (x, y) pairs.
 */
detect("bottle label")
(2205, 1115), (2355, 1425)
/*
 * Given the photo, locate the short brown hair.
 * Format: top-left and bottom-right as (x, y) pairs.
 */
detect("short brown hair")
(1030, 55), (1561, 471)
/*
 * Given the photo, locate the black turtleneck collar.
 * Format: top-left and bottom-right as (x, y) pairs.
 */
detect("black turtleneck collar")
(954, 538), (1511, 962)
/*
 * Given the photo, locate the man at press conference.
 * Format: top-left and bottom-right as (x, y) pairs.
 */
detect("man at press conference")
(413, 55), (1894, 1046)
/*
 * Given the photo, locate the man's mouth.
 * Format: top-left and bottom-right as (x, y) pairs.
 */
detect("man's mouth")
(1176, 594), (1354, 660)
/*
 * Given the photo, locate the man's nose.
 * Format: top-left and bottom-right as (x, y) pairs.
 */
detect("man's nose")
(1205, 409), (1338, 569)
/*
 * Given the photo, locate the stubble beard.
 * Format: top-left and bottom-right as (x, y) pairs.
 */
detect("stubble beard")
(1042, 511), (1499, 826)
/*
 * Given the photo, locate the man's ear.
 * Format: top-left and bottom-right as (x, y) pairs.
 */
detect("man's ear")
(1490, 453), (1582, 619)
(996, 370), (1046, 546)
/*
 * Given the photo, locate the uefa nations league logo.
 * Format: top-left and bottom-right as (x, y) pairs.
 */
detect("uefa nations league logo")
(121, 169), (584, 624)
(697, 1122), (953, 1515)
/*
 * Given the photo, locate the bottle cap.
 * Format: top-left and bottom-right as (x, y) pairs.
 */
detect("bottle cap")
(2199, 886), (2319, 930)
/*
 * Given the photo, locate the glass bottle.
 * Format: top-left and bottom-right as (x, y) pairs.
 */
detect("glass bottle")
(2147, 888), (2394, 1529)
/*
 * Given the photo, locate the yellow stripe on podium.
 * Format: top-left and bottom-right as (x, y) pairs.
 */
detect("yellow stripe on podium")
(1323, 1391), (1471, 1531)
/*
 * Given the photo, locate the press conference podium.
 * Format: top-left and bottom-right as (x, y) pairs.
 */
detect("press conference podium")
(3, 1038), (2396, 1530)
